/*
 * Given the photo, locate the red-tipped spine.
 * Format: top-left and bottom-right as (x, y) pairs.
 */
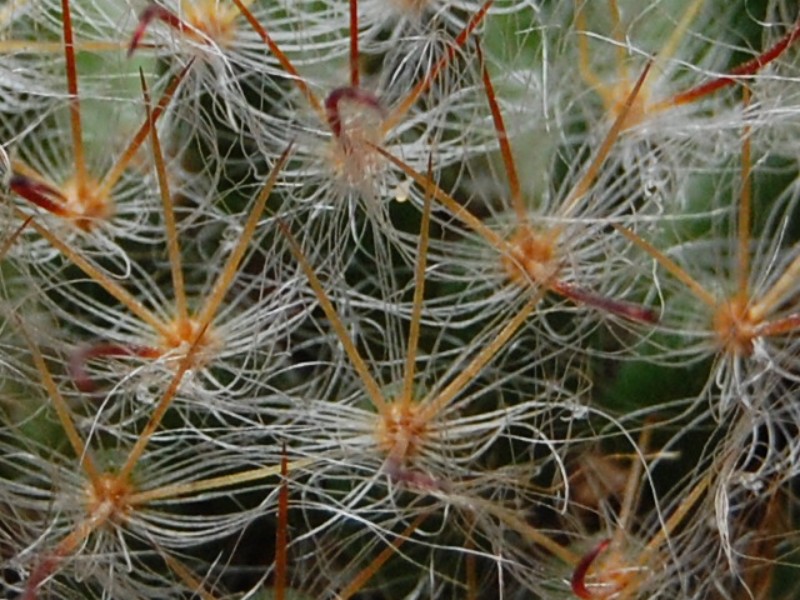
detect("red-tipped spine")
(324, 86), (384, 144)
(275, 442), (289, 600)
(128, 4), (189, 57)
(756, 313), (800, 338)
(10, 175), (70, 217)
(669, 18), (800, 106)
(551, 281), (658, 324)
(571, 538), (611, 599)
(349, 0), (359, 88)
(69, 342), (160, 393)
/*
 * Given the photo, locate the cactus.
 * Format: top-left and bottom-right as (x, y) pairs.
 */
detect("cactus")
(1, 1), (799, 598)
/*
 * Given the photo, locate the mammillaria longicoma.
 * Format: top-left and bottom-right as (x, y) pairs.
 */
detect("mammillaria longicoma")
(1, 1), (799, 598)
